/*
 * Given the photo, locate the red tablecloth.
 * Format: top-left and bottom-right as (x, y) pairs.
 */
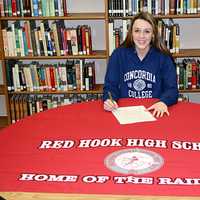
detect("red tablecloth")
(0, 98), (200, 196)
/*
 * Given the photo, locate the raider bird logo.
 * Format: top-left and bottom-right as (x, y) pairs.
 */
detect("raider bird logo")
(104, 148), (164, 175)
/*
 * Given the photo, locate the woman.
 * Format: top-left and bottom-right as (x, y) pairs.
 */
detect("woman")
(103, 12), (178, 117)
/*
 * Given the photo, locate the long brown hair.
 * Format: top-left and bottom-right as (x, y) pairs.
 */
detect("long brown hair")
(121, 12), (171, 56)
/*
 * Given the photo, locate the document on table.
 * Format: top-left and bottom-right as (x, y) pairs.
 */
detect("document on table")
(112, 105), (156, 124)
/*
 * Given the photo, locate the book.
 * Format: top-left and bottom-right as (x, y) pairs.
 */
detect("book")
(169, 0), (176, 14)
(40, 20), (48, 56)
(29, 20), (38, 56)
(24, 21), (33, 56)
(10, 95), (16, 123)
(51, 21), (61, 56)
(0, 0), (4, 16)
(2, 28), (9, 56)
(70, 28), (78, 55)
(191, 60), (197, 89)
(63, 0), (67, 16)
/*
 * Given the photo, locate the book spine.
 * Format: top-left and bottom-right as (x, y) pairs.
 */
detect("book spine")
(40, 21), (48, 56)
(41, 0), (46, 16)
(54, 0), (59, 16)
(10, 95), (16, 123)
(24, 21), (33, 56)
(51, 22), (61, 56)
(49, 66), (56, 90)
(70, 28), (78, 55)
(169, 0), (176, 14)
(81, 25), (86, 55)
(63, 0), (67, 16)
(2, 29), (9, 56)
(3, 0), (9, 16)
(38, 28), (45, 56)
(32, 0), (39, 16)
(76, 25), (83, 55)
(191, 61), (197, 89)
(0, 0), (4, 16)
(11, 23), (17, 56)
(12, 0), (17, 16)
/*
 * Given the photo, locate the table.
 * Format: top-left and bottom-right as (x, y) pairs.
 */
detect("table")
(0, 98), (200, 200)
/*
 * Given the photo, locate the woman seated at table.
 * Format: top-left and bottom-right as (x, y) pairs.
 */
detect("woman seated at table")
(103, 12), (178, 118)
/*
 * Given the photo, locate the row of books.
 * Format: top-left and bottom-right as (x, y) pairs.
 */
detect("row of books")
(178, 93), (189, 101)
(158, 19), (180, 53)
(108, 0), (200, 17)
(2, 20), (92, 57)
(9, 92), (190, 124)
(9, 93), (103, 123)
(6, 59), (96, 92)
(0, 0), (68, 17)
(108, 19), (129, 55)
(108, 19), (180, 55)
(176, 59), (200, 90)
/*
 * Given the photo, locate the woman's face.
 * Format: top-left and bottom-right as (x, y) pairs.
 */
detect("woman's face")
(132, 19), (154, 53)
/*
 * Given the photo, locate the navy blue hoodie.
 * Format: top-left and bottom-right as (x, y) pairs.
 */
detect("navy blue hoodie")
(103, 47), (179, 106)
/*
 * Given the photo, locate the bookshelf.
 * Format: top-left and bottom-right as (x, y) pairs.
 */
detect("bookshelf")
(0, 64), (9, 129)
(0, 18), (9, 128)
(1, 0), (200, 127)
(107, 1), (200, 96)
(0, 0), (108, 126)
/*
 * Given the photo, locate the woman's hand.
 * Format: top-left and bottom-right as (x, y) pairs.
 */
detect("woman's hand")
(104, 99), (118, 111)
(147, 101), (169, 117)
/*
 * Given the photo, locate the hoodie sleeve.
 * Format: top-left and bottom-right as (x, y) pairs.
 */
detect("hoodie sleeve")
(103, 49), (121, 101)
(159, 55), (179, 106)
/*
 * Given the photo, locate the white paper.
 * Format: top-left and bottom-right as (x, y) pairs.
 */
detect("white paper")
(112, 105), (156, 124)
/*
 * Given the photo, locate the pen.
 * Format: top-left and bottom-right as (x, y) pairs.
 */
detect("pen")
(108, 91), (113, 102)
(108, 91), (117, 110)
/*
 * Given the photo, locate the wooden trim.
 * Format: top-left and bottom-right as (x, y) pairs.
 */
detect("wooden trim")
(4, 50), (107, 60)
(0, 13), (106, 21)
(108, 14), (200, 20)
(9, 84), (103, 95)
(0, 84), (5, 94)
(172, 49), (200, 58)
(8, 86), (200, 95)
(0, 192), (199, 200)
(1, 61), (11, 124)
(0, 116), (8, 128)
(156, 14), (200, 19)
(4, 49), (200, 60)
(179, 89), (200, 93)
(0, 22), (4, 59)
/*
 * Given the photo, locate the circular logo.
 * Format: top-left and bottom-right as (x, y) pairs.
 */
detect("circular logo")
(104, 148), (164, 175)
(133, 79), (146, 91)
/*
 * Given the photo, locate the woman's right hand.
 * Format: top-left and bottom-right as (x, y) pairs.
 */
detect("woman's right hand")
(103, 99), (118, 111)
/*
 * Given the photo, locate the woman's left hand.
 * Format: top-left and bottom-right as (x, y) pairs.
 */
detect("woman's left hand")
(147, 101), (169, 118)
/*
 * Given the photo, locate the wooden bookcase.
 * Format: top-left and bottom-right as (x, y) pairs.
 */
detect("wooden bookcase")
(107, 6), (200, 95)
(0, 20), (10, 128)
(0, 0), (108, 127)
(0, 0), (200, 127)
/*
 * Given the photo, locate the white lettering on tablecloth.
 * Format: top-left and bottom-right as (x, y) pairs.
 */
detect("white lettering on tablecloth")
(39, 140), (75, 149)
(19, 174), (200, 185)
(126, 139), (167, 148)
(114, 176), (153, 184)
(158, 177), (200, 185)
(82, 175), (110, 183)
(19, 173), (78, 182)
(78, 138), (122, 147)
(38, 138), (200, 152)
(172, 141), (200, 150)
